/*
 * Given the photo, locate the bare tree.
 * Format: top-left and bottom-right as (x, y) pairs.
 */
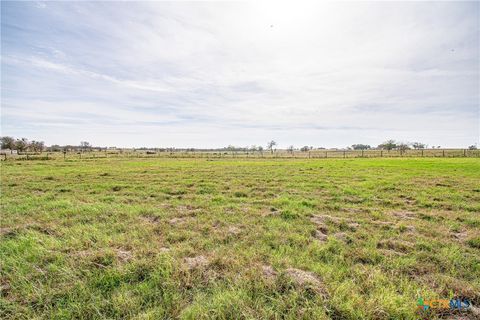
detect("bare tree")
(30, 141), (45, 152)
(300, 146), (309, 152)
(1, 136), (15, 153)
(397, 143), (411, 151)
(412, 142), (426, 149)
(287, 145), (294, 154)
(80, 141), (91, 152)
(267, 140), (277, 154)
(15, 138), (29, 152)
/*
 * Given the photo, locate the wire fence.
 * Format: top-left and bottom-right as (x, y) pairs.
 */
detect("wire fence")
(1, 148), (479, 161)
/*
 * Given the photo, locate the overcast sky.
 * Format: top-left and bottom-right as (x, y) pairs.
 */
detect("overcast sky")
(1, 1), (479, 148)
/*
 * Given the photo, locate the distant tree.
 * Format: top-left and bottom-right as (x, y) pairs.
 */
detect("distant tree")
(287, 145), (294, 154)
(258, 146), (264, 153)
(29, 140), (45, 152)
(80, 141), (91, 152)
(411, 142), (426, 149)
(397, 143), (411, 151)
(250, 145), (258, 152)
(1, 136), (15, 153)
(300, 146), (310, 152)
(15, 138), (29, 152)
(49, 144), (63, 152)
(378, 140), (397, 150)
(468, 145), (478, 150)
(267, 140), (277, 154)
(351, 144), (371, 150)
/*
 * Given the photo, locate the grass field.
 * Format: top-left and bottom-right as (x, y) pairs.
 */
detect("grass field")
(1, 158), (479, 319)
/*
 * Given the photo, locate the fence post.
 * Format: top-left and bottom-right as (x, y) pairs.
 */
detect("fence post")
(464, 149), (466, 157)
(343, 151), (346, 158)
(26, 154), (29, 160)
(442, 150), (445, 157)
(361, 150), (364, 158)
(380, 150), (383, 157)
(421, 149), (424, 157)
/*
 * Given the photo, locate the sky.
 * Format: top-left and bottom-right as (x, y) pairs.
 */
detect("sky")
(1, 1), (479, 148)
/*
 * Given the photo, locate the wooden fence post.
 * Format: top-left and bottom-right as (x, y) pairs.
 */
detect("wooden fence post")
(442, 150), (445, 157)
(343, 151), (346, 158)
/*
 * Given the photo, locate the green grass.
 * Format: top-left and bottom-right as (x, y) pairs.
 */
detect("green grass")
(1, 158), (479, 319)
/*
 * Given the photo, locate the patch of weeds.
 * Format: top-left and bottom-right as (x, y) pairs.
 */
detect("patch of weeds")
(233, 191), (248, 198)
(280, 209), (300, 220)
(466, 237), (480, 249)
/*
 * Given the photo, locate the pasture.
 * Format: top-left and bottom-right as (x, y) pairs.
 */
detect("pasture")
(1, 157), (479, 319)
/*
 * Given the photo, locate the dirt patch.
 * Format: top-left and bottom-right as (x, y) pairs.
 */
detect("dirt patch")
(314, 229), (328, 242)
(140, 215), (161, 224)
(115, 249), (133, 262)
(169, 217), (188, 225)
(73, 248), (132, 264)
(227, 226), (242, 236)
(177, 205), (202, 216)
(451, 231), (468, 241)
(333, 232), (348, 241)
(185, 255), (209, 270)
(0, 279), (11, 296)
(284, 268), (327, 296)
(347, 222), (360, 231)
(377, 239), (413, 253)
(391, 211), (417, 220)
(343, 207), (369, 214)
(311, 214), (343, 225)
(378, 249), (406, 257)
(262, 265), (277, 279)
(400, 225), (416, 233)
(371, 221), (393, 228)
(311, 215), (331, 242)
(0, 227), (18, 238)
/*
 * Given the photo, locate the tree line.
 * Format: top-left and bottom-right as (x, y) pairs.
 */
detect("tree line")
(0, 137), (45, 153)
(1, 136), (478, 153)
